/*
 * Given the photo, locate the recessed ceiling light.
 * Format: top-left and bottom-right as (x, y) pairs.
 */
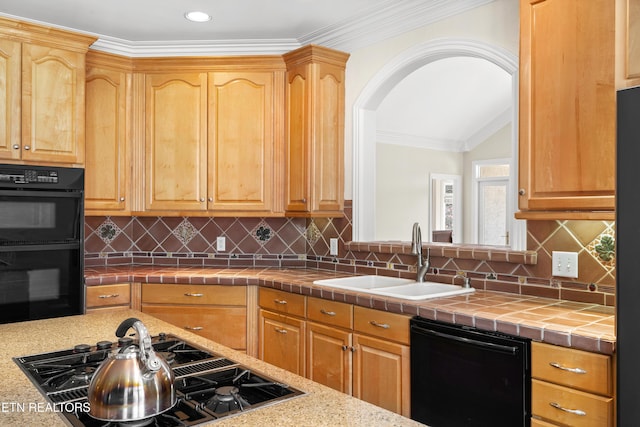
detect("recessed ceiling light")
(185, 11), (212, 23)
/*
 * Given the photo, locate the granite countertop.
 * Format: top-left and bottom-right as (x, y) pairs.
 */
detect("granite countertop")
(0, 310), (424, 427)
(85, 266), (616, 355)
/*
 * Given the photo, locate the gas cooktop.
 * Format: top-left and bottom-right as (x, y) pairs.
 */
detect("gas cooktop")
(13, 333), (304, 426)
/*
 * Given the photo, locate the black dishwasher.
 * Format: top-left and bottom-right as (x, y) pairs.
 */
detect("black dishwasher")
(410, 316), (531, 426)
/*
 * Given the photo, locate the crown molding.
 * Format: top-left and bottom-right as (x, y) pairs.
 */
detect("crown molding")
(301, 0), (495, 52)
(463, 107), (512, 151)
(90, 36), (300, 57)
(376, 130), (466, 152)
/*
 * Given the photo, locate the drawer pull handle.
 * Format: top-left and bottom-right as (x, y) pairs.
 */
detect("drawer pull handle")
(274, 327), (288, 334)
(98, 294), (119, 299)
(274, 299), (288, 305)
(184, 293), (204, 297)
(549, 402), (586, 417)
(549, 362), (587, 374)
(369, 320), (390, 329)
(184, 326), (203, 331)
(320, 309), (336, 316)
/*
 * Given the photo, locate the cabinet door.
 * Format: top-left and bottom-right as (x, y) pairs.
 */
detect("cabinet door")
(311, 61), (345, 213)
(259, 309), (305, 376)
(22, 43), (86, 164)
(306, 322), (352, 394)
(208, 72), (275, 213)
(85, 63), (130, 212)
(285, 62), (310, 212)
(518, 0), (615, 213)
(0, 39), (21, 160)
(353, 333), (410, 417)
(145, 73), (207, 211)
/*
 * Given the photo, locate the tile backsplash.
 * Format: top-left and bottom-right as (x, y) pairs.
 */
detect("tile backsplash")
(85, 201), (615, 306)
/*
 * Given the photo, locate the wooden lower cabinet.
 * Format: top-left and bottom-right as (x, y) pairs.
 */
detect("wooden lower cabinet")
(259, 309), (305, 376)
(306, 321), (352, 394)
(352, 333), (410, 416)
(531, 342), (614, 427)
(85, 283), (131, 312)
(141, 284), (247, 352)
(258, 290), (410, 417)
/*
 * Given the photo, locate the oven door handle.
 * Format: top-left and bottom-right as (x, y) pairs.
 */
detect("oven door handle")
(411, 325), (520, 356)
(0, 189), (81, 198)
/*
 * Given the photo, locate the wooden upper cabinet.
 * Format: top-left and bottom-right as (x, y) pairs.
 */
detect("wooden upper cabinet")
(85, 52), (131, 213)
(208, 71), (281, 213)
(283, 45), (349, 216)
(0, 17), (96, 166)
(518, 0), (616, 218)
(145, 72), (208, 211)
(0, 39), (20, 160)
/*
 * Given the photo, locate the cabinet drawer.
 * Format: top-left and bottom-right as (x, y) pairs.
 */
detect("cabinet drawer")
(307, 297), (352, 329)
(142, 284), (246, 306)
(258, 288), (305, 317)
(532, 342), (612, 395)
(86, 284), (130, 308)
(142, 305), (246, 350)
(353, 306), (409, 345)
(532, 379), (613, 427)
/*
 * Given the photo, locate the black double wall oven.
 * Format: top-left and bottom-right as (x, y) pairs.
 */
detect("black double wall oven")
(0, 164), (84, 324)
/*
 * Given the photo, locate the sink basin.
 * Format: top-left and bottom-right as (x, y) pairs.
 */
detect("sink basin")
(368, 282), (475, 300)
(313, 275), (475, 300)
(313, 275), (414, 290)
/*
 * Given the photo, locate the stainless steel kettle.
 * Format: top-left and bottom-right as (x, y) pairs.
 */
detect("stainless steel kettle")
(88, 318), (176, 421)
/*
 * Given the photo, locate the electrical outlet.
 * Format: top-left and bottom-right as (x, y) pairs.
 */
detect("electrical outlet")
(329, 238), (339, 255)
(216, 236), (226, 252)
(552, 251), (578, 278)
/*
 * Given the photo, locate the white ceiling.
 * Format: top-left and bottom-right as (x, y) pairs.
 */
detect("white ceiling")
(377, 56), (513, 151)
(0, 0), (494, 55)
(0, 0), (508, 149)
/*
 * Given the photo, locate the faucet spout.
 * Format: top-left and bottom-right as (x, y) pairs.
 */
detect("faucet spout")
(411, 223), (430, 282)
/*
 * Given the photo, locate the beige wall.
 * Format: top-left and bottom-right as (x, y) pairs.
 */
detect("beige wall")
(375, 143), (462, 241)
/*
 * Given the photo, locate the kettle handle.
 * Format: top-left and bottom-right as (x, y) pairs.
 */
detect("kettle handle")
(116, 317), (141, 338)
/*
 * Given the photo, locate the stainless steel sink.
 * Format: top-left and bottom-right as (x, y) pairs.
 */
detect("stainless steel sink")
(312, 275), (475, 300)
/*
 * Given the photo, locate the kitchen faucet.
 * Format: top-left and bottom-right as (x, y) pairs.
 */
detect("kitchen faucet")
(454, 271), (471, 289)
(411, 222), (430, 282)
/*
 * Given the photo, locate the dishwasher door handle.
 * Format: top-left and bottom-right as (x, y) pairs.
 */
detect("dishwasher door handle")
(411, 324), (519, 356)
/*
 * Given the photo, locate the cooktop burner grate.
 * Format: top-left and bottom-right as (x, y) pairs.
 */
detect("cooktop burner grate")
(13, 333), (304, 426)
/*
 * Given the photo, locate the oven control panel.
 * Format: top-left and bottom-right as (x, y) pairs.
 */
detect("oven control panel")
(0, 168), (59, 184)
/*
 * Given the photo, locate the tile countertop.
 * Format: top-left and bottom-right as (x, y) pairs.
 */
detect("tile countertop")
(0, 310), (424, 427)
(85, 266), (616, 355)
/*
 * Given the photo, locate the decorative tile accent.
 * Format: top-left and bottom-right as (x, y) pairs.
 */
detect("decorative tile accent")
(172, 219), (197, 245)
(306, 222), (321, 246)
(98, 219), (121, 244)
(252, 221), (272, 244)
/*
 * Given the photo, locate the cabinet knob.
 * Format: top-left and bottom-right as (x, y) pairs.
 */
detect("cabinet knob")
(12, 144), (19, 150)
(301, 198), (307, 203)
(119, 197), (125, 202)
(518, 188), (526, 196)
(200, 198), (205, 202)
(341, 345), (348, 351)
(208, 197), (213, 202)
(23, 145), (30, 150)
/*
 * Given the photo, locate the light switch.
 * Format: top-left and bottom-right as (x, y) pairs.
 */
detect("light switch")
(552, 251), (578, 278)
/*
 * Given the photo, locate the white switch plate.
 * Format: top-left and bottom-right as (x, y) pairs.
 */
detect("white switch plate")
(552, 251), (578, 278)
(216, 236), (226, 251)
(329, 238), (339, 255)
